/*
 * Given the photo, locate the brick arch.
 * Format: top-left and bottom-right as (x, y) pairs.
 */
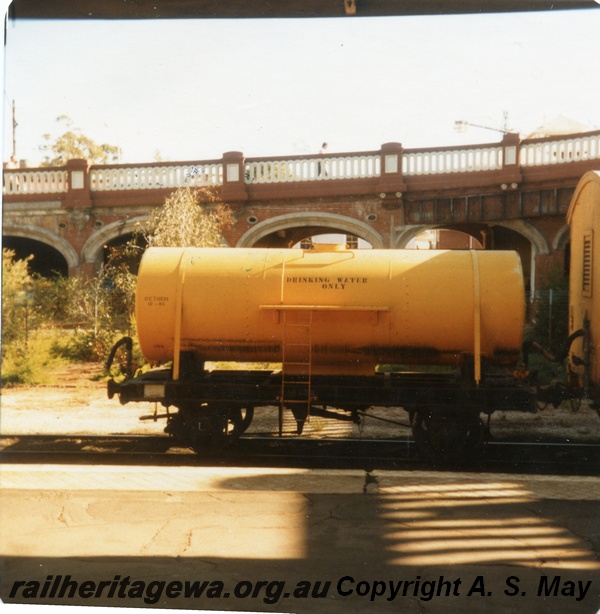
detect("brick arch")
(393, 224), (490, 248)
(494, 220), (550, 256)
(393, 220), (550, 255)
(2, 222), (79, 270)
(80, 216), (148, 267)
(393, 225), (430, 248)
(236, 212), (385, 248)
(552, 224), (571, 252)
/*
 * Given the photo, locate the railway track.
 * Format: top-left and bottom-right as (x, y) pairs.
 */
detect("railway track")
(1, 434), (599, 475)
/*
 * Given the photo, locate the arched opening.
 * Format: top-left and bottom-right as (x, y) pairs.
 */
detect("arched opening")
(2, 236), (69, 277)
(399, 223), (535, 296)
(81, 216), (148, 274)
(295, 233), (372, 249)
(102, 233), (147, 275)
(407, 229), (483, 250)
(237, 212), (384, 249)
(254, 227), (373, 249)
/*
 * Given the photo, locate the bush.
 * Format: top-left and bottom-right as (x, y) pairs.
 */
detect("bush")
(57, 328), (123, 363)
(528, 268), (570, 383)
(1, 333), (67, 386)
(2, 248), (136, 385)
(140, 186), (233, 248)
(2, 249), (36, 347)
(531, 274), (569, 358)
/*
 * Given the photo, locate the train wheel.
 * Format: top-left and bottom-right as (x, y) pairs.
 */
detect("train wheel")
(411, 410), (484, 464)
(174, 403), (253, 455)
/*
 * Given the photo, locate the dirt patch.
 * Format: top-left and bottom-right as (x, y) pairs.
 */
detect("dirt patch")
(1, 363), (599, 443)
(0, 365), (164, 437)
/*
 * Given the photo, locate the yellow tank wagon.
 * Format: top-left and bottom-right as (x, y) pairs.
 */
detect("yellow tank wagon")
(135, 246), (525, 379)
(108, 244), (537, 461)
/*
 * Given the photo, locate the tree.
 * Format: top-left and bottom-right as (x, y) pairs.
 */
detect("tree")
(2, 249), (35, 346)
(98, 186), (234, 374)
(40, 115), (120, 166)
(1, 249), (61, 384)
(138, 186), (234, 248)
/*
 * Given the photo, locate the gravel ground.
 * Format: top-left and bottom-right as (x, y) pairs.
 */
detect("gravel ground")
(1, 363), (599, 443)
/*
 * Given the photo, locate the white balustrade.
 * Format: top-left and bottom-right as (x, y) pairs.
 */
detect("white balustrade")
(403, 146), (503, 176)
(244, 155), (381, 184)
(89, 163), (223, 191)
(520, 133), (600, 166)
(5, 132), (600, 197)
(2, 170), (68, 195)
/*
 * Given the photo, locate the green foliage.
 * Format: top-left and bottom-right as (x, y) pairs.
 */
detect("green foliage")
(40, 115), (120, 166)
(1, 333), (67, 386)
(1, 248), (136, 383)
(1, 249), (55, 346)
(1, 250), (76, 384)
(2, 249), (35, 348)
(138, 186), (234, 248)
(528, 267), (570, 383)
(525, 351), (568, 385)
(58, 328), (120, 363)
(531, 268), (569, 357)
(47, 258), (136, 362)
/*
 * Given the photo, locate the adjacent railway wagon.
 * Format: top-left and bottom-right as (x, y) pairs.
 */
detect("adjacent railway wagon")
(566, 171), (600, 408)
(107, 172), (600, 459)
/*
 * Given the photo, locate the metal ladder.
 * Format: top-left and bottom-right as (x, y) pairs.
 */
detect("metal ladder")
(279, 309), (313, 436)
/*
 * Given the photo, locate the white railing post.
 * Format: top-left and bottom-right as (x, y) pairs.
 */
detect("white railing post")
(65, 159), (92, 208)
(221, 151), (248, 201)
(502, 132), (520, 167)
(377, 142), (406, 196)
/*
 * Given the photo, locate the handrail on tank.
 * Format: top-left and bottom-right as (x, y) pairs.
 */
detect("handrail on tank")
(259, 304), (389, 311)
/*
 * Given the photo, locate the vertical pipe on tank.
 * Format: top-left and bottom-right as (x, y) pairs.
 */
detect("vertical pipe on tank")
(470, 250), (482, 384)
(172, 250), (189, 380)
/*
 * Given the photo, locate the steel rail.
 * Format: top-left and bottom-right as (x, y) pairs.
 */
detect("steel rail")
(1, 434), (598, 476)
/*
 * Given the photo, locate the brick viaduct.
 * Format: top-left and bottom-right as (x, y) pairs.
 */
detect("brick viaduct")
(3, 130), (600, 295)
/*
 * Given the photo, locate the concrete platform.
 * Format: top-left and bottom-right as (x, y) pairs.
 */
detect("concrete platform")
(1, 464), (599, 613)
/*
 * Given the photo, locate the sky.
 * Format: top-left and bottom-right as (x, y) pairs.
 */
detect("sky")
(2, 7), (600, 167)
